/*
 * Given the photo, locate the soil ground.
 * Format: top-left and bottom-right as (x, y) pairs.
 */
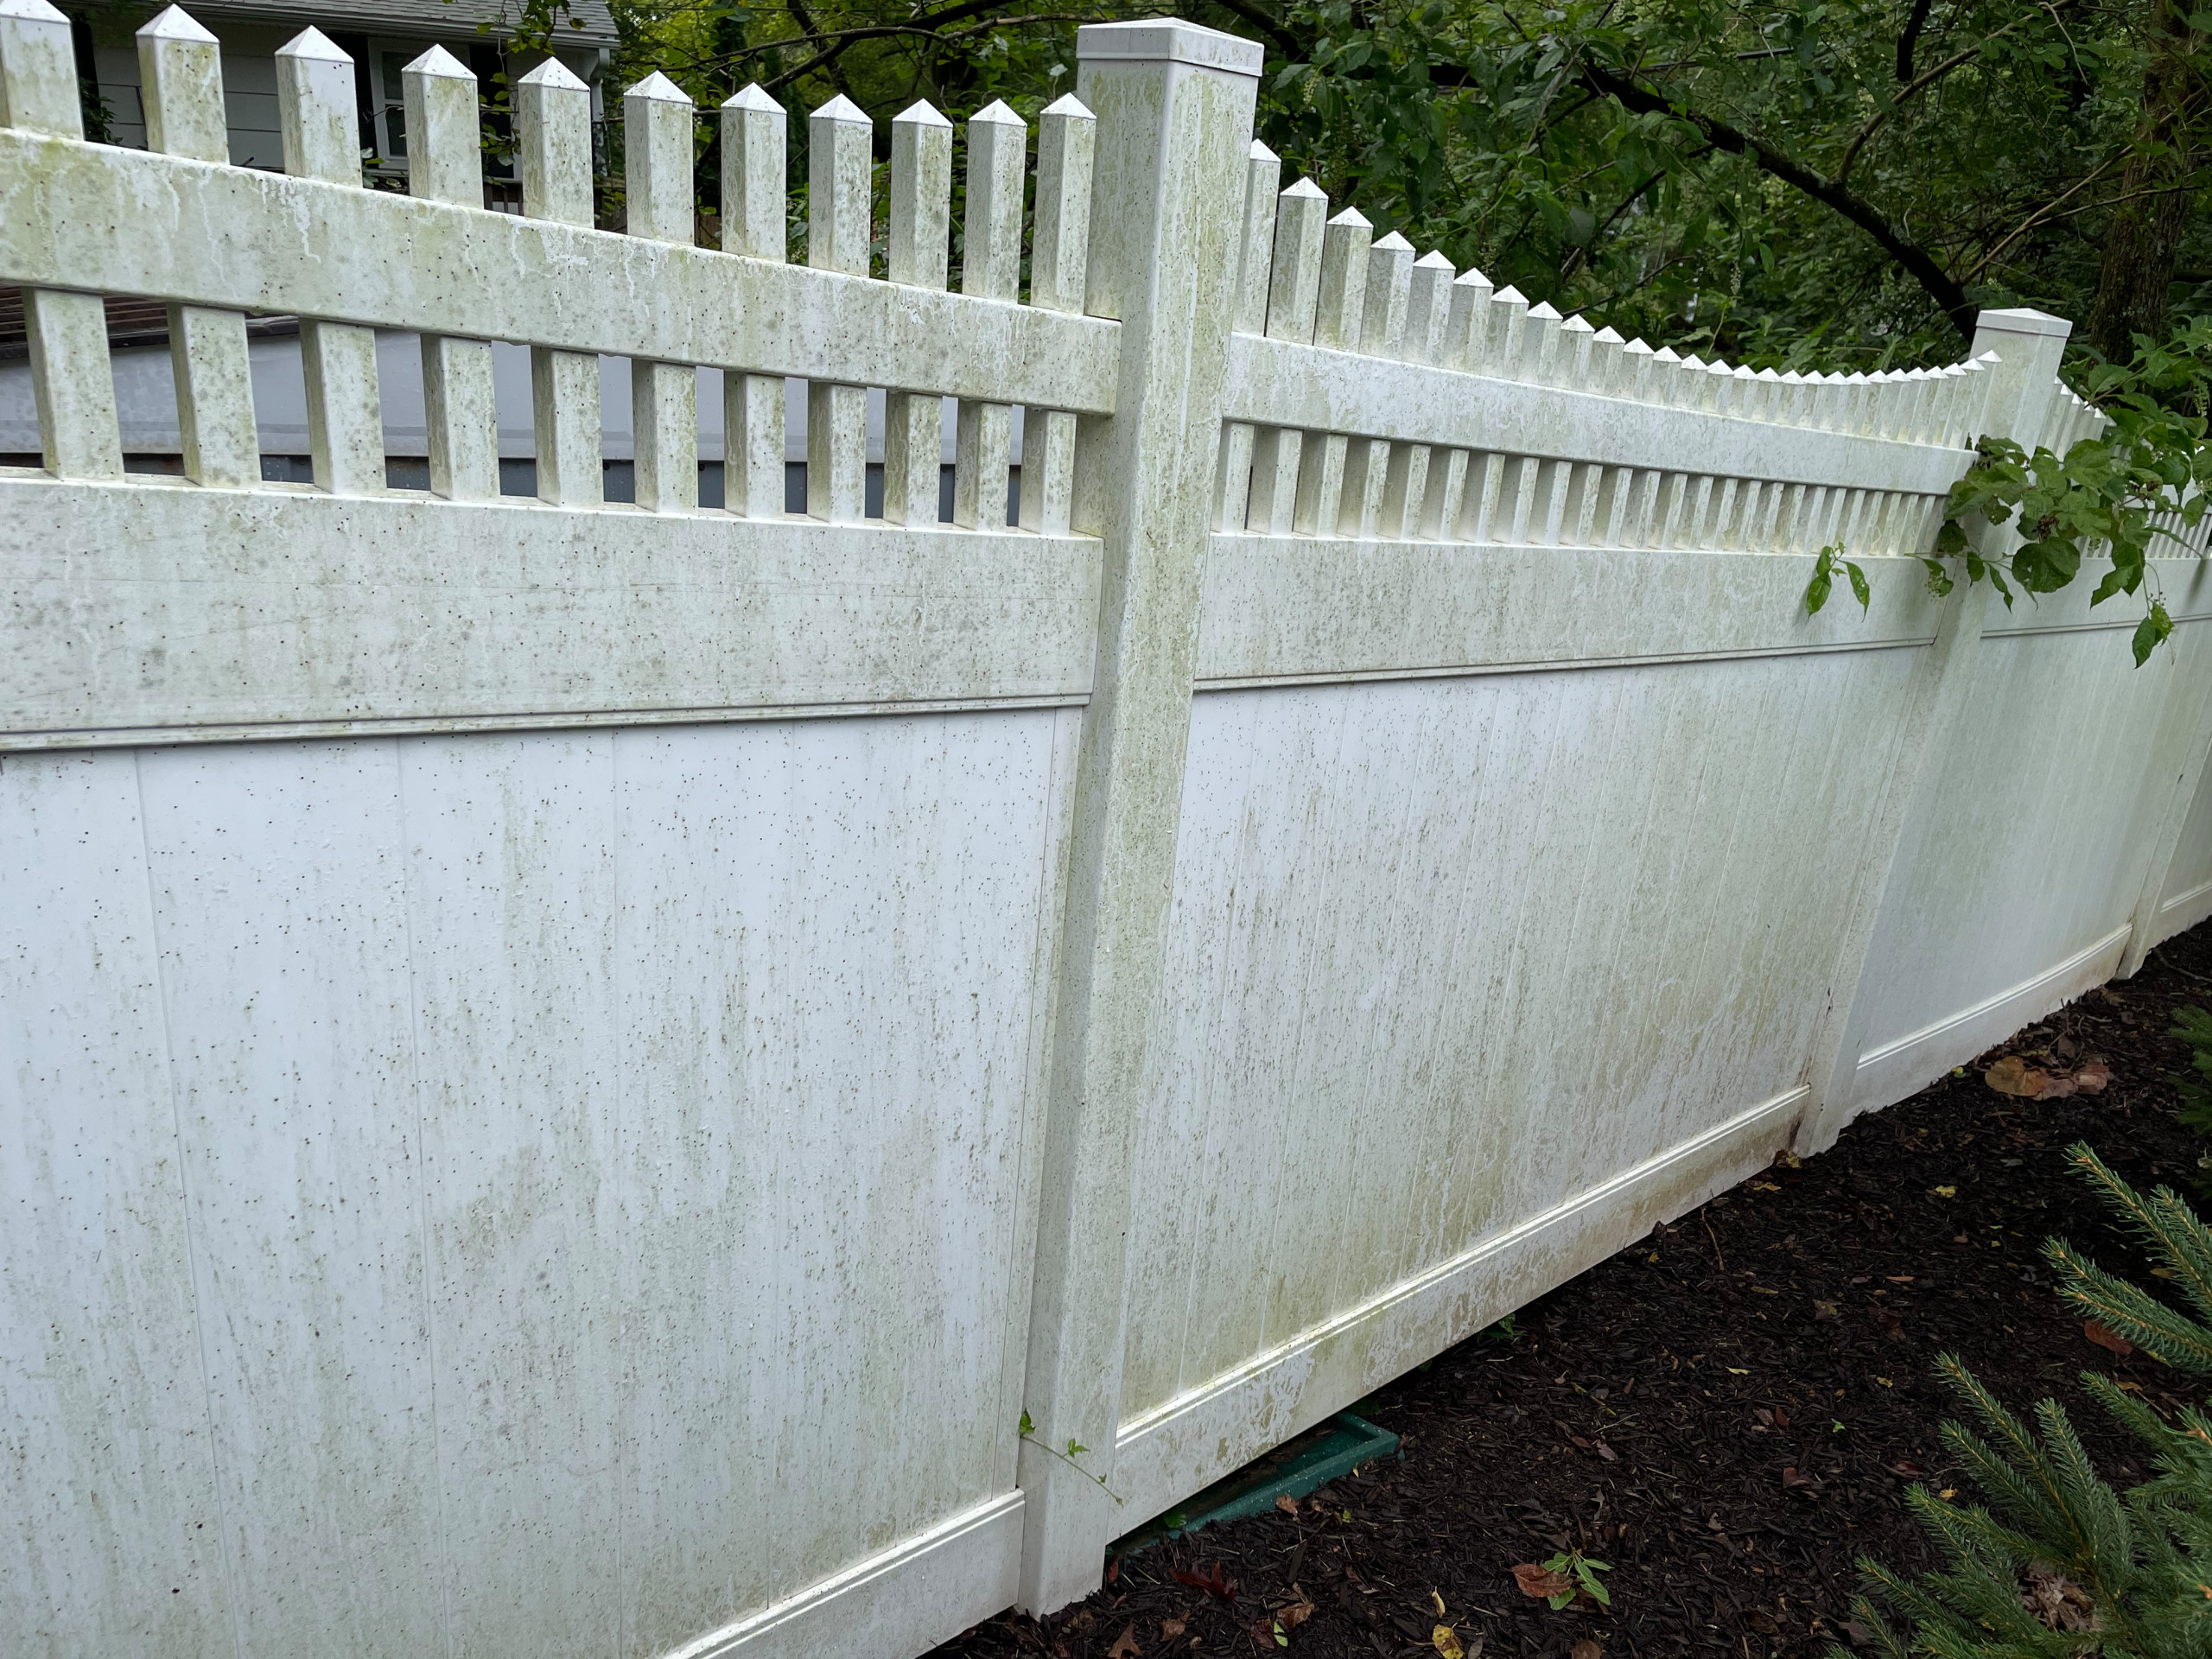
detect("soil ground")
(928, 921), (2212, 1659)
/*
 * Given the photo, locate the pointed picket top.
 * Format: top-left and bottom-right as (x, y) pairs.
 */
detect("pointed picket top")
(141, 3), (217, 42)
(726, 79), (781, 112)
(1281, 176), (1326, 202)
(894, 96), (951, 128)
(408, 43), (469, 79)
(1625, 337), (1653, 355)
(1525, 299), (1560, 321)
(1414, 251), (1453, 274)
(1041, 90), (1093, 123)
(0, 0), (69, 22)
(1373, 229), (1413, 251)
(1592, 325), (1623, 346)
(1326, 205), (1371, 229)
(813, 91), (870, 124)
(277, 24), (349, 61)
(521, 54), (588, 92)
(1247, 135), (1277, 163)
(969, 96), (1026, 127)
(1493, 284), (1527, 305)
(629, 68), (690, 104)
(1561, 314), (1594, 334)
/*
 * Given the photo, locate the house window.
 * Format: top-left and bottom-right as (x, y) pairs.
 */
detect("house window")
(366, 45), (410, 173)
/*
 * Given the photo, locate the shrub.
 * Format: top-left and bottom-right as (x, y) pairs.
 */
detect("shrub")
(1837, 1144), (2212, 1658)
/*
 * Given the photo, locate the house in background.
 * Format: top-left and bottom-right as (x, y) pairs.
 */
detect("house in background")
(67, 0), (615, 194)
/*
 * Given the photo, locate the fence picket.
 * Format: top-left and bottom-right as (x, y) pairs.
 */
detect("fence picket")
(400, 48), (500, 502)
(884, 99), (954, 527)
(1020, 92), (1092, 536)
(3, 0), (122, 480)
(720, 83), (788, 518)
(137, 7), (257, 489)
(807, 94), (872, 523)
(514, 57), (601, 505)
(955, 100), (1025, 531)
(624, 73), (699, 514)
(277, 30), (383, 496)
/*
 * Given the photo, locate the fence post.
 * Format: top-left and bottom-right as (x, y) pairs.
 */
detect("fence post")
(1796, 308), (2073, 1154)
(1015, 16), (1260, 1617)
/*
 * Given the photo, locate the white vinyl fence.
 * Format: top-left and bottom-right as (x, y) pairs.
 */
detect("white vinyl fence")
(6, 6), (2212, 1657)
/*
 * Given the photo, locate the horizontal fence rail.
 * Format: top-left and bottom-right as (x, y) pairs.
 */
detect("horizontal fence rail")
(9, 9), (2212, 1659)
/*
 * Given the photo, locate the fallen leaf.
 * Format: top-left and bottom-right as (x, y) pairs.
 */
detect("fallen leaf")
(1571, 1643), (1603, 1659)
(1275, 1495), (1299, 1516)
(1939, 1487), (1957, 1499)
(1772, 1408), (1790, 1427)
(1160, 1618), (1186, 1640)
(1888, 1460), (1927, 1477)
(1512, 1563), (1573, 1599)
(2037, 1074), (2080, 1099)
(1749, 1180), (1781, 1192)
(1173, 1564), (1238, 1603)
(1929, 1185), (1957, 1198)
(1841, 1619), (1874, 1646)
(1433, 1624), (1465, 1659)
(2024, 1567), (2096, 1631)
(1106, 1557), (1120, 1586)
(2086, 1320), (2135, 1356)
(1726, 1366), (1750, 1375)
(1431, 1591), (1446, 1617)
(1278, 1593), (1315, 1631)
(1814, 1300), (1840, 1319)
(1107, 1624), (1141, 1659)
(2075, 1062), (2111, 1095)
(1782, 1465), (1815, 1488)
(1593, 1440), (1618, 1461)
(1985, 1057), (2046, 1097)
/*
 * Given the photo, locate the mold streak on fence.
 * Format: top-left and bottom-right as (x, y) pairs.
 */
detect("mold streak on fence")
(7, 10), (2212, 1659)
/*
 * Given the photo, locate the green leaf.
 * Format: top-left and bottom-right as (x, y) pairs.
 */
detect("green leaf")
(1846, 560), (1870, 613)
(2133, 601), (2172, 667)
(1020, 1410), (1034, 1435)
(1921, 556), (1955, 597)
(1934, 518), (1967, 556)
(1805, 570), (1832, 614)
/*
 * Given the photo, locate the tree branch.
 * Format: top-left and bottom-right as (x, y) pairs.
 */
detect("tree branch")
(1202, 0), (1306, 65)
(1581, 58), (1974, 340)
(1840, 0), (2082, 185)
(1897, 0), (1936, 82)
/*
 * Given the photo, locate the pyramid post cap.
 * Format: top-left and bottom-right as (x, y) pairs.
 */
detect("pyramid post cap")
(1413, 251), (1455, 270)
(722, 81), (783, 111)
(1280, 177), (1327, 200)
(1592, 325), (1624, 344)
(1326, 206), (1371, 229)
(0, 0), (72, 25)
(1247, 137), (1278, 161)
(1453, 267), (1492, 287)
(811, 92), (871, 124)
(1525, 300), (1561, 320)
(518, 55), (589, 90)
(1561, 313), (1595, 333)
(969, 97), (1026, 126)
(276, 26), (353, 61)
(139, 6), (219, 44)
(626, 69), (691, 104)
(1372, 230), (1414, 251)
(406, 44), (474, 79)
(1624, 337), (1654, 354)
(1041, 92), (1094, 118)
(893, 97), (951, 127)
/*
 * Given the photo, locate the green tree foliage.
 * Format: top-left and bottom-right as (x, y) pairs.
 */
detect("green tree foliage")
(594, 0), (2212, 647)
(1840, 1145), (2212, 1657)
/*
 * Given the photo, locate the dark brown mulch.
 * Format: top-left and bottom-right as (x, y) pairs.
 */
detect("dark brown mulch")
(931, 920), (2212, 1659)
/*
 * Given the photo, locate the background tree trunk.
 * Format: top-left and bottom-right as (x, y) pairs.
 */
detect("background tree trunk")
(2087, 2), (2204, 360)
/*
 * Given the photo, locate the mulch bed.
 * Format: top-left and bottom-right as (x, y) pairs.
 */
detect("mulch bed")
(930, 919), (2212, 1659)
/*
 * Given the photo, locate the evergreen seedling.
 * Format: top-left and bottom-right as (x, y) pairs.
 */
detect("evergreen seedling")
(1835, 1144), (2212, 1659)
